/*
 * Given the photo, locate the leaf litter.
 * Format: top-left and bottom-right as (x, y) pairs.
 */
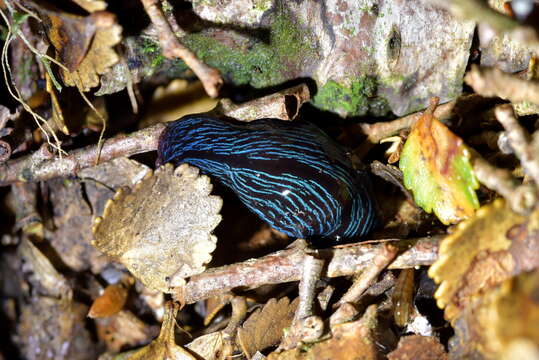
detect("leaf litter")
(3, 1), (539, 359)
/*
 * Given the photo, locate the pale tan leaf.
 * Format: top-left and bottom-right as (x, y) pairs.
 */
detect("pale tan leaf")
(92, 163), (222, 292)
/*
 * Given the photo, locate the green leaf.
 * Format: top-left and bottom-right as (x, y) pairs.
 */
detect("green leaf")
(399, 101), (479, 224)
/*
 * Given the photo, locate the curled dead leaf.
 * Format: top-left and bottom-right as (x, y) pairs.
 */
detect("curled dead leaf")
(450, 270), (539, 359)
(429, 199), (539, 322)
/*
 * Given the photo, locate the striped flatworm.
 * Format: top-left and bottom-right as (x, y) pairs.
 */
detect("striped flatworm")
(157, 115), (377, 241)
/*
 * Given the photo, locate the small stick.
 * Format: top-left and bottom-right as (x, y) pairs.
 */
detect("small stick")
(0, 123), (166, 186)
(358, 100), (457, 145)
(295, 254), (324, 321)
(140, 0), (222, 98)
(495, 104), (539, 185)
(214, 84), (310, 122)
(335, 244), (398, 306)
(471, 155), (537, 214)
(465, 65), (539, 105)
(176, 237), (440, 305)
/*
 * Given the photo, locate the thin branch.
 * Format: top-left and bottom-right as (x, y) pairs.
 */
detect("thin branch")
(295, 254), (324, 321)
(335, 243), (398, 306)
(175, 236), (441, 305)
(471, 154), (537, 214)
(214, 84), (311, 122)
(0, 123), (166, 186)
(141, 0), (222, 98)
(358, 99), (458, 145)
(465, 65), (539, 105)
(495, 104), (539, 185)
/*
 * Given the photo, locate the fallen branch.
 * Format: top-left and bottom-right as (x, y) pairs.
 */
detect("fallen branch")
(0, 123), (165, 186)
(141, 0), (223, 98)
(471, 154), (537, 214)
(176, 236), (441, 304)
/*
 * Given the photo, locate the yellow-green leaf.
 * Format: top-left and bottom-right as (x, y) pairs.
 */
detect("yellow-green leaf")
(399, 99), (479, 225)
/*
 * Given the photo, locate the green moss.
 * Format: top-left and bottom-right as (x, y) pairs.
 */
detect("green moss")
(182, 4), (318, 88)
(141, 38), (165, 68)
(313, 77), (382, 117)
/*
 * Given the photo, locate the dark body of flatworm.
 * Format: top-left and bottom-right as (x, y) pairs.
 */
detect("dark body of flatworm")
(157, 115), (377, 241)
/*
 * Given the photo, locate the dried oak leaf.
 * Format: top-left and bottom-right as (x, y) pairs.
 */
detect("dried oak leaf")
(450, 270), (539, 359)
(127, 302), (196, 360)
(387, 335), (447, 360)
(237, 297), (298, 358)
(399, 99), (479, 225)
(92, 163), (222, 293)
(428, 199), (539, 322)
(268, 304), (380, 360)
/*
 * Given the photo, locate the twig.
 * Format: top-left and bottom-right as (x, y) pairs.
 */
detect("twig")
(214, 84), (311, 122)
(471, 154), (537, 214)
(358, 99), (457, 145)
(465, 65), (539, 105)
(295, 254), (324, 321)
(0, 123), (165, 186)
(335, 244), (398, 306)
(140, 0), (222, 98)
(175, 237), (441, 305)
(495, 104), (539, 186)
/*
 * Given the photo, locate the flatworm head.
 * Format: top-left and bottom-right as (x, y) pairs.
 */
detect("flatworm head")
(157, 115), (377, 241)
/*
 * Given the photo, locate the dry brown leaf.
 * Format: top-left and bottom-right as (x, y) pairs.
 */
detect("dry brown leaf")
(268, 304), (380, 360)
(95, 310), (155, 353)
(204, 293), (234, 326)
(387, 335), (447, 360)
(450, 270), (539, 359)
(88, 282), (130, 318)
(237, 297), (298, 359)
(186, 331), (235, 360)
(46, 158), (150, 274)
(127, 303), (196, 360)
(428, 198), (539, 322)
(62, 12), (121, 91)
(92, 163), (222, 292)
(36, 2), (122, 91)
